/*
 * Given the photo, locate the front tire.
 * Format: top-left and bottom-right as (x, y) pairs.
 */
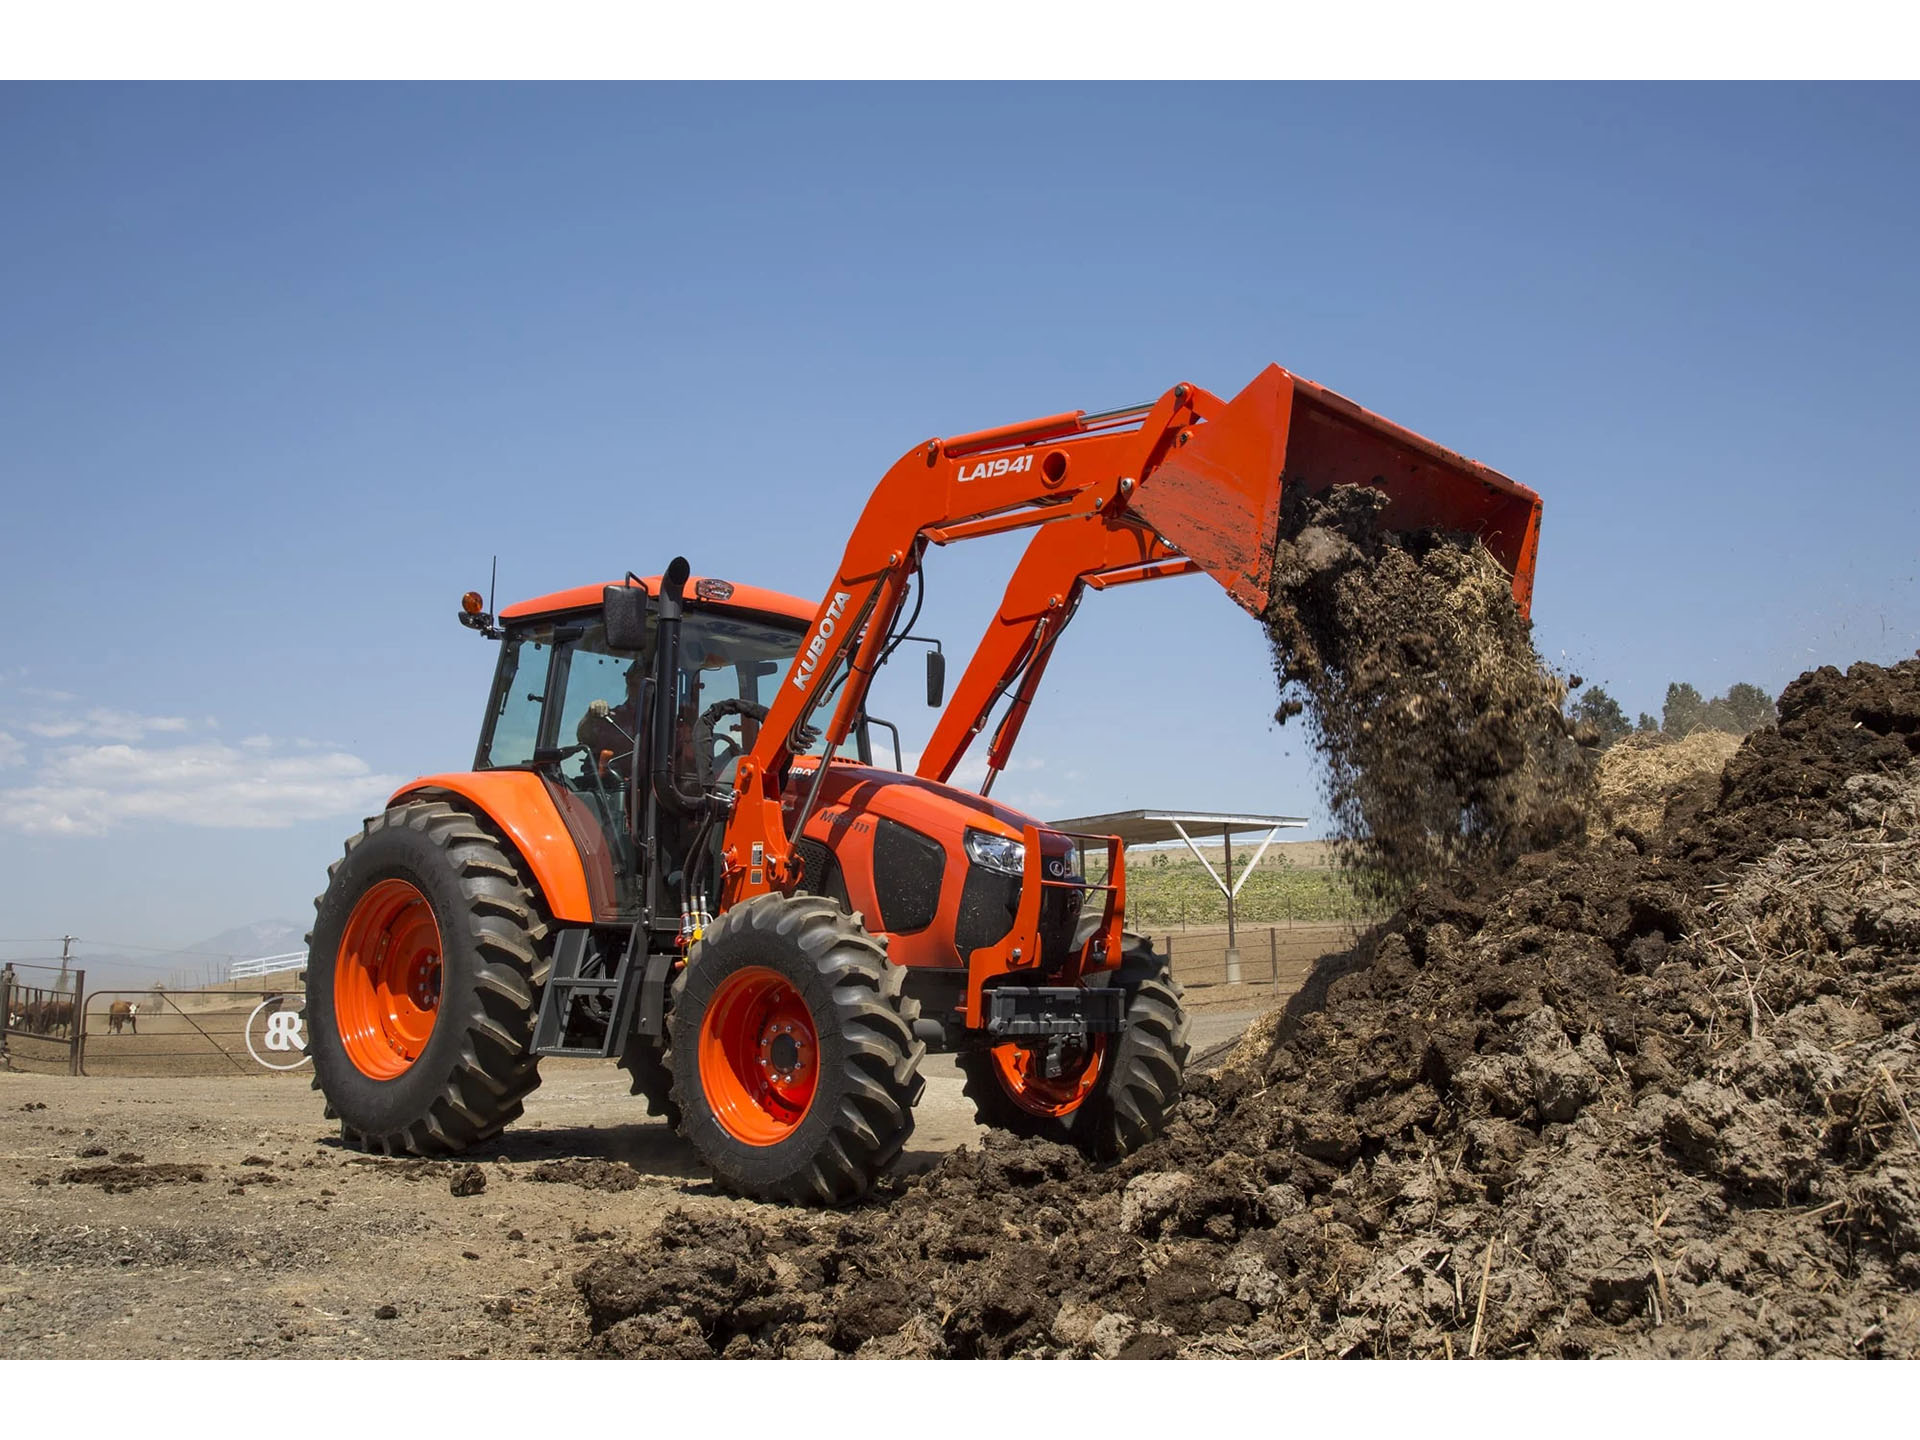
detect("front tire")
(670, 894), (924, 1205)
(306, 801), (545, 1155)
(957, 934), (1189, 1160)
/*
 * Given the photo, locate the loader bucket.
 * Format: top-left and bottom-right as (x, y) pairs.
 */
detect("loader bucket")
(1130, 364), (1543, 620)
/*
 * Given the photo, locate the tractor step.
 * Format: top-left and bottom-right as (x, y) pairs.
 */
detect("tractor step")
(532, 928), (639, 1059)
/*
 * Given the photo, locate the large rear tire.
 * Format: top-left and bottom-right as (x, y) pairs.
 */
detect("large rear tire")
(306, 801), (545, 1155)
(957, 934), (1189, 1160)
(670, 893), (925, 1205)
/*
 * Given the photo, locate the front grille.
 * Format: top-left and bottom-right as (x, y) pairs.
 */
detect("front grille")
(954, 862), (1085, 968)
(955, 865), (1019, 958)
(792, 837), (849, 910)
(1037, 885), (1084, 967)
(873, 819), (943, 934)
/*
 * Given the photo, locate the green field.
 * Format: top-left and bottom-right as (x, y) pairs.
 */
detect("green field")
(1087, 853), (1374, 927)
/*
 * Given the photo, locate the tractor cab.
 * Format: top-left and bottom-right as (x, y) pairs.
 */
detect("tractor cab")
(472, 578), (872, 923)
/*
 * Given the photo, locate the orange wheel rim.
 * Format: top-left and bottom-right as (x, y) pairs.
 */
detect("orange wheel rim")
(334, 878), (443, 1080)
(697, 966), (819, 1146)
(990, 1036), (1105, 1118)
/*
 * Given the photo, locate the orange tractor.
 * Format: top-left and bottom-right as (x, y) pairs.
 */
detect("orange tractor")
(305, 364), (1541, 1203)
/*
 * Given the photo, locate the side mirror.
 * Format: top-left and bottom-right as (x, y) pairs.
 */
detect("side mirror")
(926, 648), (946, 708)
(603, 584), (652, 654)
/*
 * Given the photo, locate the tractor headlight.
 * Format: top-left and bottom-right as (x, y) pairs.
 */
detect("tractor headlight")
(964, 828), (1026, 877)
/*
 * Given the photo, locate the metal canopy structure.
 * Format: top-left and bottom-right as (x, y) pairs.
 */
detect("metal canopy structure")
(1049, 809), (1308, 982)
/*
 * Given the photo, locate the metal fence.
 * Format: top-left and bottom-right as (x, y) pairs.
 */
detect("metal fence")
(1152, 919), (1383, 992)
(5, 967), (308, 1078)
(229, 951), (307, 981)
(72, 987), (310, 1076)
(1, 962), (87, 1075)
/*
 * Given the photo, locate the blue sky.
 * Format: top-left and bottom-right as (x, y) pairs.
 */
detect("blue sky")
(2, 83), (1916, 965)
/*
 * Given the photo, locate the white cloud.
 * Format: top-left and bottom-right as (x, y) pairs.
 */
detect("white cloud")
(0, 737), (402, 836)
(24, 707), (192, 742)
(0, 732), (23, 768)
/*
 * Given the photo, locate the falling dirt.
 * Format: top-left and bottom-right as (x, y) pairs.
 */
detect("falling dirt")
(573, 654), (1920, 1358)
(1263, 484), (1590, 894)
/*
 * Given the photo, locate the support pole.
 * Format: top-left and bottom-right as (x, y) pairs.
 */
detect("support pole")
(70, 969), (86, 1077)
(1222, 826), (1240, 983)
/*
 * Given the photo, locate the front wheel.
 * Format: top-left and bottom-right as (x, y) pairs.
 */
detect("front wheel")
(958, 935), (1189, 1160)
(669, 894), (925, 1205)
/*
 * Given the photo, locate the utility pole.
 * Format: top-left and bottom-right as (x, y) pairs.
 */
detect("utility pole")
(57, 935), (75, 995)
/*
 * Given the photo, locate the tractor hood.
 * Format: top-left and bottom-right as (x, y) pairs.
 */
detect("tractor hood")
(783, 759), (1066, 850)
(780, 759), (1083, 972)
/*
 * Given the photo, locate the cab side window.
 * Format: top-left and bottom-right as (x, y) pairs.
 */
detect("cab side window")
(479, 629), (553, 769)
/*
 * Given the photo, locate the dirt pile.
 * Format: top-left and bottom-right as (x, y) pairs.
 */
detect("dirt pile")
(59, 1162), (209, 1194)
(1263, 485), (1590, 893)
(1595, 731), (1744, 836)
(574, 654), (1920, 1358)
(531, 1159), (645, 1193)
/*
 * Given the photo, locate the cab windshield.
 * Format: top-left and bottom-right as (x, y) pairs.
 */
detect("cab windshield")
(477, 605), (865, 781)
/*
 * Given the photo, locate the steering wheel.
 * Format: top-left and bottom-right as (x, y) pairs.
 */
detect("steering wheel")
(694, 699), (762, 788)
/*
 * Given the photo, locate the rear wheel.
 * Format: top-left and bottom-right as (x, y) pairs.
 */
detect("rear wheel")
(670, 893), (924, 1204)
(957, 934), (1189, 1160)
(306, 800), (545, 1155)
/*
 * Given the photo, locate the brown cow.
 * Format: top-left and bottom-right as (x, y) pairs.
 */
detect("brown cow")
(108, 1000), (138, 1035)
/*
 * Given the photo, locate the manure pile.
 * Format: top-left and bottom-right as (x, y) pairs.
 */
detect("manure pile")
(575, 655), (1920, 1358)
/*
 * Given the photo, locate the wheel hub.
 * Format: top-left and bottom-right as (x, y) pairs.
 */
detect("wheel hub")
(334, 878), (444, 1081)
(761, 1024), (810, 1083)
(992, 1035), (1105, 1118)
(699, 966), (821, 1146)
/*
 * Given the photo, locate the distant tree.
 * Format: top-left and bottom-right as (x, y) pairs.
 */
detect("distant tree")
(1570, 686), (1632, 748)
(1661, 679), (1776, 737)
(1722, 682), (1777, 733)
(1636, 713), (1659, 733)
(1663, 682), (1707, 736)
(1700, 695), (1743, 733)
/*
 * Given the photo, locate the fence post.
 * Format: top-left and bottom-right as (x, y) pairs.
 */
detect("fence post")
(1164, 935), (1173, 975)
(1, 963), (12, 1065)
(70, 969), (86, 1076)
(1269, 927), (1278, 991)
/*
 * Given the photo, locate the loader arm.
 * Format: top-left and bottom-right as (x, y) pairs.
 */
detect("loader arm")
(721, 364), (1541, 905)
(914, 511), (1194, 789)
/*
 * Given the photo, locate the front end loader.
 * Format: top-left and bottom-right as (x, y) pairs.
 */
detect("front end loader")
(305, 363), (1541, 1204)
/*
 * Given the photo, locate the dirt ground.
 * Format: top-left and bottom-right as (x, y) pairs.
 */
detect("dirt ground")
(0, 1011), (1262, 1359)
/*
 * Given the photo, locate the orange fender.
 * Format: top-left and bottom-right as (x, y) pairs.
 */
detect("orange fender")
(389, 772), (595, 923)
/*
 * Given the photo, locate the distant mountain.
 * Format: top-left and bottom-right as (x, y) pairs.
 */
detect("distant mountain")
(184, 919), (307, 962)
